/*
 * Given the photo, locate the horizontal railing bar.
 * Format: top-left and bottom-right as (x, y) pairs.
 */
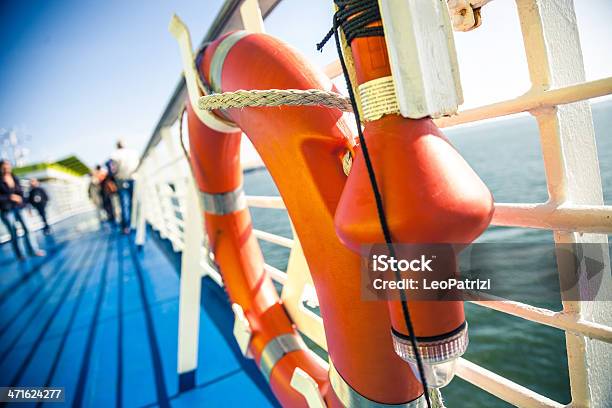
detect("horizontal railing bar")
(322, 63), (611, 129)
(436, 77), (612, 128)
(456, 358), (564, 408)
(468, 294), (612, 343)
(246, 195), (612, 341)
(247, 196), (612, 234)
(264, 263), (288, 285)
(246, 195), (286, 209)
(492, 203), (612, 233)
(253, 229), (294, 248)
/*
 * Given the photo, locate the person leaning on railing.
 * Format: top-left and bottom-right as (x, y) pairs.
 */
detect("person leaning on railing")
(0, 159), (45, 261)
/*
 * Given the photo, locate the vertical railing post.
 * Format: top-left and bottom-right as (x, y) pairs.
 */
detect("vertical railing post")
(145, 155), (164, 234)
(176, 170), (205, 391)
(130, 174), (140, 231)
(134, 174), (148, 248)
(161, 126), (183, 250)
(517, 0), (612, 406)
(280, 225), (327, 351)
(150, 137), (171, 240)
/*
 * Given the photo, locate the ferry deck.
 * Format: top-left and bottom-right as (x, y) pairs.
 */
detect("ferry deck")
(0, 214), (277, 407)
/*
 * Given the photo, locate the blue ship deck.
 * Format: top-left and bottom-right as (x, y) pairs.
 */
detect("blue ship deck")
(0, 213), (278, 407)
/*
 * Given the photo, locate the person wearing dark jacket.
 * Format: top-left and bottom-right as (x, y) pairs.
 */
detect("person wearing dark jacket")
(27, 178), (51, 234)
(100, 163), (118, 226)
(0, 160), (45, 260)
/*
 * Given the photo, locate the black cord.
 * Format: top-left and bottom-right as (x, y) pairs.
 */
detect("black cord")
(319, 1), (432, 406)
(317, 0), (383, 50)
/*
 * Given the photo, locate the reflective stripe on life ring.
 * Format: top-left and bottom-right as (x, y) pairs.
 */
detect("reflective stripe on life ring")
(259, 334), (307, 381)
(209, 31), (251, 93)
(329, 361), (426, 408)
(199, 185), (246, 215)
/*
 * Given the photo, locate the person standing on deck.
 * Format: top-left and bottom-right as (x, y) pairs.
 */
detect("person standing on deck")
(96, 164), (117, 227)
(110, 140), (139, 234)
(27, 178), (51, 234)
(0, 160), (45, 260)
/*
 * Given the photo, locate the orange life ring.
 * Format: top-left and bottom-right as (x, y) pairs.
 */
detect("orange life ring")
(187, 31), (430, 407)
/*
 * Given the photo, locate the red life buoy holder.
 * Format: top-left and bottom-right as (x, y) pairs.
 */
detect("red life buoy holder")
(187, 31), (431, 407)
(332, 12), (494, 387)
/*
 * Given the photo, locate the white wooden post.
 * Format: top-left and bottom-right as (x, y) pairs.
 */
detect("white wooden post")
(517, 1), (612, 406)
(378, 0), (463, 118)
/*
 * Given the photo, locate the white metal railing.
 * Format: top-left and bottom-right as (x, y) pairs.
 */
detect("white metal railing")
(131, 1), (612, 407)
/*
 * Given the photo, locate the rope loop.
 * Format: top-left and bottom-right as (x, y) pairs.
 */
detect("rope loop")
(198, 89), (353, 112)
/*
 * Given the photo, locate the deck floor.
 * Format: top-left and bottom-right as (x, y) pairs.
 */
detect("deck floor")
(0, 213), (278, 407)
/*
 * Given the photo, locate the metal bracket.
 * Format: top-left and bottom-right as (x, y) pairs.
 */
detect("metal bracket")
(290, 367), (326, 408)
(447, 0), (491, 32)
(232, 303), (253, 358)
(168, 14), (239, 133)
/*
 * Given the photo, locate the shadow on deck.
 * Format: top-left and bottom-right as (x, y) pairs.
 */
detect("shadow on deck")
(0, 212), (278, 407)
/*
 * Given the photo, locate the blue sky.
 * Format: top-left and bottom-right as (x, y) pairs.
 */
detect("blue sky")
(0, 0), (227, 166)
(1, 0), (611, 167)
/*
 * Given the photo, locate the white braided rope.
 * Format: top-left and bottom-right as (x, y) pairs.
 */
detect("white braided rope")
(198, 89), (353, 112)
(430, 388), (447, 408)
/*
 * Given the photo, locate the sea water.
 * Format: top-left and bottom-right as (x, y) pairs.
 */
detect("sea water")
(244, 100), (612, 406)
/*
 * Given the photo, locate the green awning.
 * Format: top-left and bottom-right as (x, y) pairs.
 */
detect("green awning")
(13, 155), (90, 178)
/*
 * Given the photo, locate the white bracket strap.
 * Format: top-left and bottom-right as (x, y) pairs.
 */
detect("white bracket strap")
(329, 361), (427, 407)
(168, 14), (239, 133)
(209, 31), (251, 93)
(206, 30), (251, 123)
(232, 303), (253, 358)
(259, 333), (306, 381)
(290, 367), (326, 408)
(200, 185), (247, 215)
